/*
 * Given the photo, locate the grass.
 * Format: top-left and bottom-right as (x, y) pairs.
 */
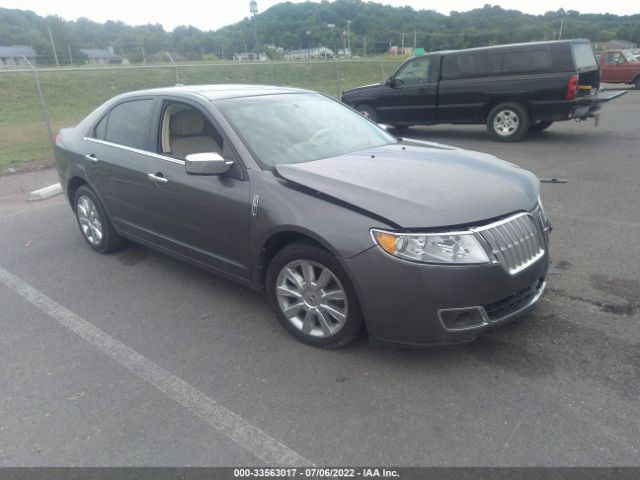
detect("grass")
(0, 59), (402, 171)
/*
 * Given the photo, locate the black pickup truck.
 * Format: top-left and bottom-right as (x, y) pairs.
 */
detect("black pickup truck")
(341, 39), (625, 141)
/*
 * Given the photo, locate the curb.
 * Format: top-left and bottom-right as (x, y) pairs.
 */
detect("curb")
(26, 183), (62, 202)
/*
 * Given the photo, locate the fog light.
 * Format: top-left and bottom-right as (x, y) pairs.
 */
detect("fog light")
(438, 307), (487, 332)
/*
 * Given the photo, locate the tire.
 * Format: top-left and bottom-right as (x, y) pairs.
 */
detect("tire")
(390, 124), (410, 133)
(266, 241), (363, 348)
(356, 104), (377, 122)
(529, 120), (553, 133)
(486, 102), (530, 142)
(73, 185), (124, 253)
(634, 77), (640, 90)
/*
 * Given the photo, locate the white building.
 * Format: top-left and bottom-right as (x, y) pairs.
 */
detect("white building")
(284, 47), (335, 60)
(0, 46), (36, 69)
(233, 52), (268, 61)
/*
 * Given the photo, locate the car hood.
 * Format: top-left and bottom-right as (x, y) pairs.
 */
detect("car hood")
(342, 83), (383, 96)
(274, 141), (539, 229)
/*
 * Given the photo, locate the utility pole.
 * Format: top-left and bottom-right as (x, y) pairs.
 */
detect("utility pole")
(67, 45), (73, 65)
(347, 20), (351, 55)
(48, 25), (59, 67)
(363, 36), (367, 57)
(558, 15), (564, 40)
(250, 0), (259, 57)
(141, 46), (146, 63)
(401, 32), (405, 56)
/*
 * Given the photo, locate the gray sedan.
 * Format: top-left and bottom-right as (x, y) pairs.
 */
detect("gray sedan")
(54, 85), (550, 348)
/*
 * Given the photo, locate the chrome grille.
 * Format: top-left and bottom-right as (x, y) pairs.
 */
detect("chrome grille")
(476, 211), (546, 275)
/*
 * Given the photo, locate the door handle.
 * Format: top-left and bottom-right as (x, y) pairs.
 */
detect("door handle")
(418, 88), (426, 94)
(147, 172), (168, 184)
(84, 153), (99, 163)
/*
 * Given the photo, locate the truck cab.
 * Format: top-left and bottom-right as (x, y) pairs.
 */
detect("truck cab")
(598, 50), (640, 89)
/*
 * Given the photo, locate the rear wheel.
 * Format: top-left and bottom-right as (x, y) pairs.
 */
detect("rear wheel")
(634, 77), (640, 90)
(529, 120), (553, 132)
(74, 185), (124, 253)
(487, 102), (529, 142)
(356, 104), (377, 123)
(266, 242), (363, 348)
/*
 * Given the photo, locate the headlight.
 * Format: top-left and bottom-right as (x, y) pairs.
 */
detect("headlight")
(371, 229), (490, 264)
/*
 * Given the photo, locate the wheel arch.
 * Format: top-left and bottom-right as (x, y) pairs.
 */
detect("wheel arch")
(66, 176), (88, 205)
(257, 228), (342, 288)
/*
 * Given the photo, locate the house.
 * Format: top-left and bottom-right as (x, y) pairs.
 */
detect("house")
(81, 48), (122, 65)
(0, 46), (36, 69)
(283, 47), (335, 61)
(233, 52), (267, 61)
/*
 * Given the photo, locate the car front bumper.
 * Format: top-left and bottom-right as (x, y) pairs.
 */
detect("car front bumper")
(342, 246), (549, 347)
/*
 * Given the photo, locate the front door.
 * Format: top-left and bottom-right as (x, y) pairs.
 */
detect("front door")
(140, 99), (251, 281)
(377, 56), (437, 125)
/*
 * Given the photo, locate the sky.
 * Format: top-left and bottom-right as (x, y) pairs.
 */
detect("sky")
(1, 0), (637, 31)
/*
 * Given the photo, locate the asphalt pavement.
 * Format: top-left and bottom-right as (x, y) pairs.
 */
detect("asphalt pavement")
(0, 88), (638, 467)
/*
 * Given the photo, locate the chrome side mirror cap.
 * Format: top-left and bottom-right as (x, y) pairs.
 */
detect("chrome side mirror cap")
(185, 152), (233, 175)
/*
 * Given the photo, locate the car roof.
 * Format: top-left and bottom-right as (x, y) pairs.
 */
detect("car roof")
(119, 84), (312, 101)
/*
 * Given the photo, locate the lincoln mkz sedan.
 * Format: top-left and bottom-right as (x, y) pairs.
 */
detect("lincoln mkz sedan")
(54, 85), (550, 348)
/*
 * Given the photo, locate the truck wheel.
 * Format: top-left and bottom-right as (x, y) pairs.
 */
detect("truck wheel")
(529, 120), (553, 133)
(356, 104), (377, 122)
(487, 103), (530, 142)
(634, 77), (640, 90)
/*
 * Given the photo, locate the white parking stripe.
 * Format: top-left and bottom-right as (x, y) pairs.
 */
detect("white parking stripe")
(0, 265), (313, 467)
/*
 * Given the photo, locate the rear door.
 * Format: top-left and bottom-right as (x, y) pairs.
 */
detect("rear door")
(375, 56), (437, 124)
(84, 97), (162, 244)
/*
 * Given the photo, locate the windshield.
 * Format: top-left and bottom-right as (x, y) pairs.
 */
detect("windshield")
(622, 50), (638, 63)
(216, 93), (395, 168)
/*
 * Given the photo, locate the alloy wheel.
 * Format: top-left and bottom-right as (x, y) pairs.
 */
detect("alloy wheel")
(76, 194), (103, 246)
(275, 260), (348, 338)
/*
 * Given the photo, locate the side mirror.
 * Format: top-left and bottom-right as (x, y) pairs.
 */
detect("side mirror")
(386, 77), (396, 88)
(185, 152), (233, 175)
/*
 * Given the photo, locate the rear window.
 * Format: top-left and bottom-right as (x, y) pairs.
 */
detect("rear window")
(503, 49), (551, 72)
(572, 43), (598, 71)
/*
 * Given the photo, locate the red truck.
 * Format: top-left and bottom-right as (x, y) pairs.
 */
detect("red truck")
(598, 50), (640, 89)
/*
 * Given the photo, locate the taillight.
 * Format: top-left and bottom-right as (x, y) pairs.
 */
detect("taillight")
(55, 132), (62, 146)
(566, 75), (578, 100)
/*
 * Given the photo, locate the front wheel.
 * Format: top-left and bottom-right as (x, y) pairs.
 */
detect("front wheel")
(487, 103), (530, 142)
(529, 120), (553, 132)
(266, 242), (363, 348)
(356, 104), (377, 123)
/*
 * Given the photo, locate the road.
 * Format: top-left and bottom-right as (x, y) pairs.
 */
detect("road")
(0, 88), (638, 467)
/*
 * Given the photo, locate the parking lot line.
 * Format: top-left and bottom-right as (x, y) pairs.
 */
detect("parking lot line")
(0, 264), (313, 467)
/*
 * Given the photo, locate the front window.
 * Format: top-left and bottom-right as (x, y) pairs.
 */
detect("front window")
(394, 57), (430, 85)
(622, 50), (637, 63)
(216, 94), (395, 168)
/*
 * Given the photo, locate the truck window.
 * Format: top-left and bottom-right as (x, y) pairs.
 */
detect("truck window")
(572, 43), (598, 71)
(503, 49), (551, 72)
(603, 52), (622, 65)
(441, 52), (503, 79)
(394, 57), (430, 85)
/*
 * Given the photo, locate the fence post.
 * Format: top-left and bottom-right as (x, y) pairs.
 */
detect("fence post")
(23, 56), (54, 148)
(268, 60), (274, 84)
(166, 53), (181, 84)
(380, 60), (386, 82)
(335, 59), (341, 98)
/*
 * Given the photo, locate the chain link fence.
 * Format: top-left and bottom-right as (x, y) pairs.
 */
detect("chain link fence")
(0, 59), (403, 172)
